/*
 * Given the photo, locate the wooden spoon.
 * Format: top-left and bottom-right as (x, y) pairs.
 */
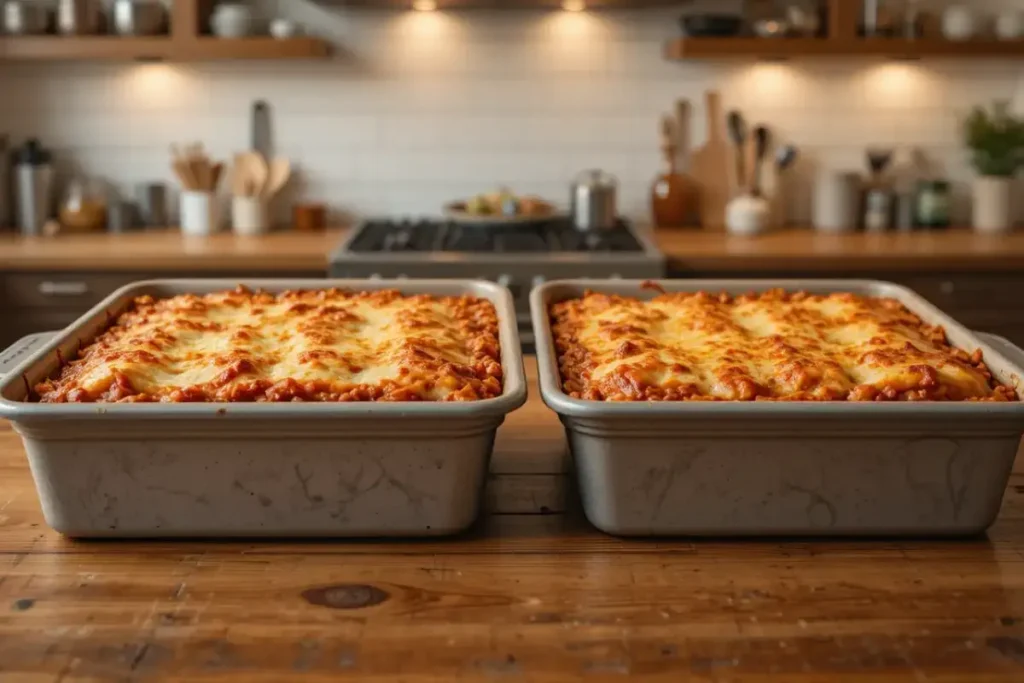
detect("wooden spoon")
(239, 152), (268, 197)
(263, 158), (292, 198)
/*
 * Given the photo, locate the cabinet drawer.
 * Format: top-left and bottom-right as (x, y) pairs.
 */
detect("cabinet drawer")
(898, 274), (1024, 315)
(0, 273), (140, 310)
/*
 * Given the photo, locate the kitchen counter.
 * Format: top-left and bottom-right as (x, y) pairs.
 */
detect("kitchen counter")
(2, 359), (1024, 681)
(3, 227), (1024, 273)
(655, 228), (1024, 272)
(0, 229), (349, 272)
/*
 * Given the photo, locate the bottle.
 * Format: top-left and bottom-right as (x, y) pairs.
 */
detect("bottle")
(651, 115), (695, 229)
(914, 180), (952, 230)
(13, 138), (54, 236)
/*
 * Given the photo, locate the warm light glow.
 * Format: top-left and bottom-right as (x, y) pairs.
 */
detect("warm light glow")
(412, 0), (436, 11)
(562, 0), (585, 11)
(732, 63), (807, 108)
(862, 63), (941, 108)
(119, 64), (188, 108)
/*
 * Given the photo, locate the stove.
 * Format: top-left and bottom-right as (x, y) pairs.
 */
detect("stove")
(329, 218), (666, 349)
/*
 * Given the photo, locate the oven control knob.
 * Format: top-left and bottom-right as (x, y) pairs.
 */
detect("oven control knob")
(531, 276), (545, 290)
(497, 274), (513, 288)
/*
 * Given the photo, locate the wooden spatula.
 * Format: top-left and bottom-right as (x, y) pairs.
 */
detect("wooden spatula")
(690, 90), (731, 231)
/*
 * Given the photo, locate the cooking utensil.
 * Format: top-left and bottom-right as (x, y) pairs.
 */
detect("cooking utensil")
(13, 139), (54, 237)
(3, 0), (51, 34)
(674, 98), (691, 172)
(57, 0), (103, 35)
(691, 91), (731, 231)
(237, 152), (268, 198)
(111, 0), (167, 36)
(0, 279), (527, 537)
(571, 169), (618, 233)
(251, 100), (272, 160)
(171, 144), (223, 194)
(726, 110), (747, 194)
(263, 158), (291, 199)
(751, 125), (771, 197)
(775, 145), (798, 172)
(531, 279), (1024, 537)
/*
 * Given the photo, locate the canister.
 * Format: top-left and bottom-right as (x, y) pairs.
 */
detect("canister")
(812, 170), (860, 233)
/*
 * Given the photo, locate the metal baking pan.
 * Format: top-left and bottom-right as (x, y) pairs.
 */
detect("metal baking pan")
(0, 279), (527, 538)
(531, 279), (1024, 537)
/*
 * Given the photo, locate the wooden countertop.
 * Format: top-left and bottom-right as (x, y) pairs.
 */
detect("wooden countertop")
(3, 227), (1024, 273)
(2, 359), (1024, 680)
(656, 228), (1024, 272)
(0, 229), (349, 272)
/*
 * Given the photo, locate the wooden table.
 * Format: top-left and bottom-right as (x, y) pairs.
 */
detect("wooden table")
(2, 362), (1024, 681)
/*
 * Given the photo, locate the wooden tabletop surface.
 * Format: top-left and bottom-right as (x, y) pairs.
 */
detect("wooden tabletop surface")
(2, 360), (1024, 681)
(3, 227), (1024, 273)
(654, 228), (1024, 272)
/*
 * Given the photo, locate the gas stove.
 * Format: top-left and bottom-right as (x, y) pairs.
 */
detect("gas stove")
(329, 217), (666, 349)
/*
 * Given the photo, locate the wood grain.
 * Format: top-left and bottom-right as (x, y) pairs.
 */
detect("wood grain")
(0, 228), (348, 272)
(690, 90), (732, 231)
(6, 227), (1024, 274)
(2, 360), (1024, 680)
(655, 228), (1024, 272)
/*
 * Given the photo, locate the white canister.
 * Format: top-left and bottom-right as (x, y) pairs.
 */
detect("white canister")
(996, 11), (1024, 41)
(232, 196), (269, 236)
(973, 176), (1013, 233)
(812, 170), (861, 233)
(180, 191), (221, 236)
(942, 5), (977, 42)
(725, 194), (772, 236)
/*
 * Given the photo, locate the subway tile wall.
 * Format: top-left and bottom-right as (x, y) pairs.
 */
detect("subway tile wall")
(0, 1), (1023, 226)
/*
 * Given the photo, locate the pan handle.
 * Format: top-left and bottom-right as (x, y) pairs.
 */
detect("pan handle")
(975, 332), (1024, 368)
(0, 332), (57, 378)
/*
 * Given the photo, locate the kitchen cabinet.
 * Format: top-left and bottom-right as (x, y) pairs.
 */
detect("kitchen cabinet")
(669, 267), (1024, 348)
(0, 270), (323, 350)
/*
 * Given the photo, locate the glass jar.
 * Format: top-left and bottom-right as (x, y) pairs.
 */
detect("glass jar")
(58, 177), (107, 233)
(914, 180), (951, 229)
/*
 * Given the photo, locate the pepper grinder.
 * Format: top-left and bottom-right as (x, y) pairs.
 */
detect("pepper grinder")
(863, 147), (895, 232)
(650, 115), (694, 229)
(13, 138), (54, 237)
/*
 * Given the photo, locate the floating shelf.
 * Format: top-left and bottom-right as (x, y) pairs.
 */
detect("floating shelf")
(0, 36), (330, 62)
(666, 37), (1024, 61)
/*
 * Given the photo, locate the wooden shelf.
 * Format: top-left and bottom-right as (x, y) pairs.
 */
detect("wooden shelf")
(666, 37), (1024, 61)
(0, 36), (330, 62)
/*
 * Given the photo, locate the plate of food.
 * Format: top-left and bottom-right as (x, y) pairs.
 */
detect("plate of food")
(444, 188), (560, 226)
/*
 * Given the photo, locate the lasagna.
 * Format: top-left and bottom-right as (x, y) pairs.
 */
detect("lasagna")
(36, 287), (502, 403)
(551, 287), (1016, 402)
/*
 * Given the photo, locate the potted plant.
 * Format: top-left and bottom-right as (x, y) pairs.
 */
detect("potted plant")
(963, 101), (1024, 233)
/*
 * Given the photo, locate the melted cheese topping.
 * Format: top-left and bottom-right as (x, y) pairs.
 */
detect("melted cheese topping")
(37, 287), (503, 403)
(551, 288), (1016, 402)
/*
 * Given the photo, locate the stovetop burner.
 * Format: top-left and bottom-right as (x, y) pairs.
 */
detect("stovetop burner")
(347, 218), (644, 254)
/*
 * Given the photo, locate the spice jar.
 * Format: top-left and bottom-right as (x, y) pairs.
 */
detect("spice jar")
(58, 177), (107, 233)
(914, 180), (951, 229)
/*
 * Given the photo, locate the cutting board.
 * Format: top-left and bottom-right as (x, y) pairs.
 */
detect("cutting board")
(690, 91), (731, 231)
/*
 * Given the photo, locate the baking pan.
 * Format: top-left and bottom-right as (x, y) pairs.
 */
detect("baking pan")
(531, 279), (1024, 537)
(0, 279), (527, 538)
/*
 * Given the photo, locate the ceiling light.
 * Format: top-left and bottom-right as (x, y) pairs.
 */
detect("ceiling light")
(562, 0), (585, 12)
(412, 0), (437, 10)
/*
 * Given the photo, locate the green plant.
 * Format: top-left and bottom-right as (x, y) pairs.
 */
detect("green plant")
(963, 100), (1024, 177)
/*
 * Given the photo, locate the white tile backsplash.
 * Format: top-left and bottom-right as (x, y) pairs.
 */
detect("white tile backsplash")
(1, 3), (1022, 225)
